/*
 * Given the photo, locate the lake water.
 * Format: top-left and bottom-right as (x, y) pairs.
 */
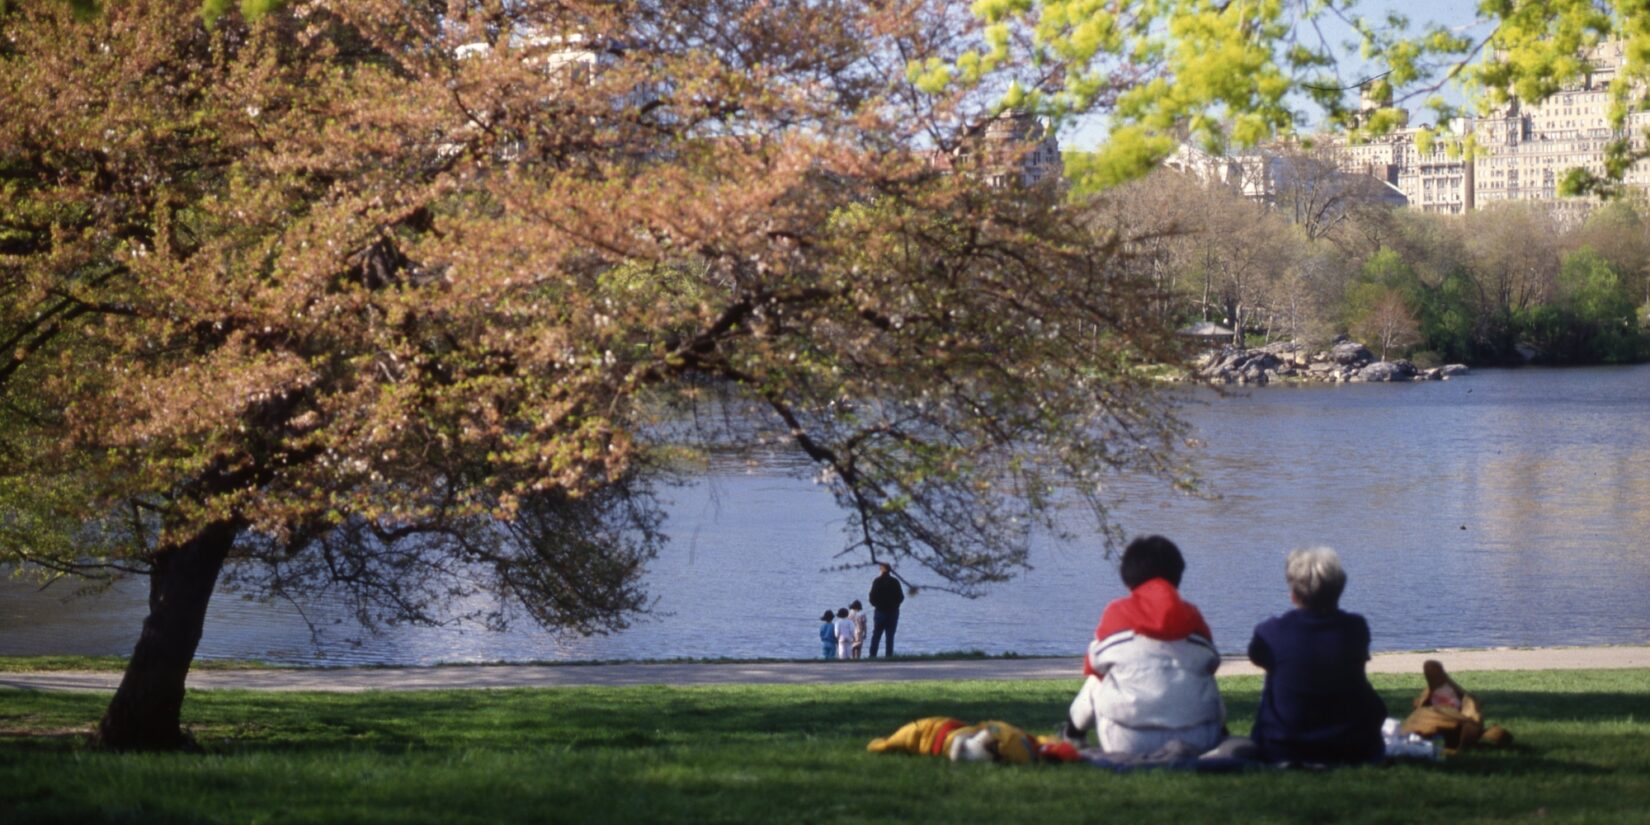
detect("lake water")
(4, 365), (1649, 665)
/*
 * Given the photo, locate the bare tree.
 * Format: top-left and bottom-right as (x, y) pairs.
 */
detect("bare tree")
(1352, 288), (1422, 360)
(1267, 144), (1404, 244)
(1460, 203), (1565, 351)
(1185, 186), (1306, 345)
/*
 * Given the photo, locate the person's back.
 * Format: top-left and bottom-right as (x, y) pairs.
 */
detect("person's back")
(1063, 535), (1224, 755)
(819, 610), (838, 660)
(833, 609), (855, 660)
(867, 564), (904, 657)
(1248, 547), (1385, 765)
(847, 601), (867, 659)
(869, 570), (903, 612)
(1086, 579), (1223, 732)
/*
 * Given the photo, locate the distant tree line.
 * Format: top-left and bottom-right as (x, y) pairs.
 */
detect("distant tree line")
(1089, 159), (1650, 367)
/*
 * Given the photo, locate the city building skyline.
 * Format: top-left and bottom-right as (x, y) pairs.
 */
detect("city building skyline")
(1171, 42), (1650, 221)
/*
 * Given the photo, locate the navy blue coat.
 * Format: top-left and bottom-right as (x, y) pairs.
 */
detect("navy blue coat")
(869, 573), (904, 612)
(1248, 607), (1387, 764)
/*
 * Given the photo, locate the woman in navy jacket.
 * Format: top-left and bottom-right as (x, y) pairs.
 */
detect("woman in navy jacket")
(1247, 547), (1386, 765)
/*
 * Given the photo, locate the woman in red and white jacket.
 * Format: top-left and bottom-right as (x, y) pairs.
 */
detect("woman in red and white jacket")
(1062, 536), (1225, 755)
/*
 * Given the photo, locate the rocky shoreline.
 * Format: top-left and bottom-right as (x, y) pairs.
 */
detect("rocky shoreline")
(1194, 339), (1469, 386)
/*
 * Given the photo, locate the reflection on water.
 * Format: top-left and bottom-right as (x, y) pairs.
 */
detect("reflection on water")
(4, 364), (1649, 665)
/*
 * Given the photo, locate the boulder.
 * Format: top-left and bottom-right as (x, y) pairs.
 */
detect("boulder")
(1201, 348), (1466, 387)
(1246, 352), (1283, 372)
(1201, 353), (1241, 377)
(1331, 341), (1375, 366)
(1358, 361), (1402, 382)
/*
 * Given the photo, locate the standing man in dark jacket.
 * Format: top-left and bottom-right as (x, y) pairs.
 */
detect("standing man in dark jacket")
(868, 563), (905, 658)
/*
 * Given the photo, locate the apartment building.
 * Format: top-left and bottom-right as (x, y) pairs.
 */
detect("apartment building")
(1331, 127), (1474, 214)
(1165, 141), (1408, 213)
(1471, 43), (1622, 217)
(1326, 41), (1650, 218)
(931, 110), (1064, 189)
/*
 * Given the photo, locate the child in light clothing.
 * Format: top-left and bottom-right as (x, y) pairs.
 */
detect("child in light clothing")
(819, 610), (838, 659)
(833, 608), (856, 660)
(848, 600), (868, 660)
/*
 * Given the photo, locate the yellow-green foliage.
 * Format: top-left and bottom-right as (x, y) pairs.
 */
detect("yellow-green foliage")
(943, 0), (1650, 197)
(200, 0), (285, 25)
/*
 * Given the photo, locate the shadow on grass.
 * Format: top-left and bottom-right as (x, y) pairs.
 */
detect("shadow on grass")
(1477, 689), (1650, 723)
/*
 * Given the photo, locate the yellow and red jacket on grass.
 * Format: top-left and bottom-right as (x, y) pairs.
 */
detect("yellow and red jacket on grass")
(866, 717), (1079, 764)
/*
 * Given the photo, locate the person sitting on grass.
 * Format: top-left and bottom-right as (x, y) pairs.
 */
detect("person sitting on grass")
(1060, 535), (1224, 755)
(1247, 546), (1386, 766)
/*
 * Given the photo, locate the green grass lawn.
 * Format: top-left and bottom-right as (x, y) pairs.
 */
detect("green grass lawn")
(2, 669), (1647, 824)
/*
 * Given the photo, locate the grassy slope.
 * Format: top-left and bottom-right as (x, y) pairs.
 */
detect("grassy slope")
(2, 670), (1647, 825)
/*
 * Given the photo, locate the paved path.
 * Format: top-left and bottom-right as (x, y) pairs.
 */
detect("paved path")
(3, 646), (1647, 693)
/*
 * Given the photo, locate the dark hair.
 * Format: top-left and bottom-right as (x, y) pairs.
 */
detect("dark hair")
(1119, 535), (1185, 590)
(849, 600), (863, 610)
(821, 610), (836, 622)
(836, 607), (849, 619)
(877, 562), (891, 573)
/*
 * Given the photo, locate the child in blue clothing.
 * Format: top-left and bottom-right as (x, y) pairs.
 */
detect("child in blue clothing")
(819, 610), (838, 659)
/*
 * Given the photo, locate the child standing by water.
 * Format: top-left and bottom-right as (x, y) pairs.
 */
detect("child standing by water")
(834, 608), (856, 660)
(820, 610), (838, 660)
(848, 600), (868, 660)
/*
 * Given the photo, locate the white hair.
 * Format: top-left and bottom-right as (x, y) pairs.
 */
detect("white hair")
(1286, 546), (1347, 611)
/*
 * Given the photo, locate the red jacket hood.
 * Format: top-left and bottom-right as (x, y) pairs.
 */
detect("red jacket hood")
(1084, 578), (1212, 678)
(1098, 578), (1212, 641)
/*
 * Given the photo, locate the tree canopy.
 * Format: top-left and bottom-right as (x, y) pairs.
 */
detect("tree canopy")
(2, 0), (1192, 748)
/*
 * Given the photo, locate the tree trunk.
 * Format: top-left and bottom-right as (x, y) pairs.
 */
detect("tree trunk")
(93, 519), (240, 751)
